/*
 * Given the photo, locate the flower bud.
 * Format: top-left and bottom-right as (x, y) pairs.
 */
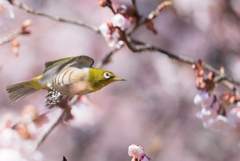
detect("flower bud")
(191, 64), (197, 70)
(22, 19), (32, 29)
(197, 59), (202, 65)
(11, 39), (19, 48)
(220, 66), (225, 74)
(11, 39), (19, 57)
(98, 0), (107, 7)
(207, 72), (215, 80)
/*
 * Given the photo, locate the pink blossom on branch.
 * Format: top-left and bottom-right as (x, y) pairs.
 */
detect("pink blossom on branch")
(228, 106), (240, 124)
(207, 115), (236, 134)
(99, 5), (133, 49)
(99, 22), (124, 49)
(194, 92), (213, 107)
(128, 144), (150, 161)
(111, 14), (131, 30)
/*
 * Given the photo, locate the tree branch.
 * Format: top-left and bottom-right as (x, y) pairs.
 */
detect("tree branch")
(3, 0), (240, 157)
(31, 95), (79, 152)
(8, 0), (100, 33)
(95, 47), (122, 68)
(122, 35), (240, 86)
(7, 0), (240, 88)
(0, 29), (22, 45)
(106, 0), (116, 14)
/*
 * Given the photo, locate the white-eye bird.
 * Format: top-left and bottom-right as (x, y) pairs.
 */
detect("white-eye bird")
(6, 55), (125, 104)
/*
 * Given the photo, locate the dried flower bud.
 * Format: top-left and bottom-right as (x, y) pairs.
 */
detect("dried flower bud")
(146, 20), (158, 35)
(191, 64), (197, 70)
(197, 59), (202, 65)
(11, 39), (19, 47)
(16, 126), (31, 139)
(11, 39), (19, 57)
(198, 69), (204, 76)
(220, 66), (225, 74)
(229, 96), (237, 104)
(22, 19), (32, 28)
(207, 72), (215, 80)
(107, 22), (113, 28)
(22, 29), (31, 35)
(98, 0), (107, 7)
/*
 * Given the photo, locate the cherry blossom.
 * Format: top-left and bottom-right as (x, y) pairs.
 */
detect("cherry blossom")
(0, 148), (26, 161)
(207, 115), (235, 134)
(194, 92), (213, 108)
(99, 22), (124, 49)
(196, 108), (217, 128)
(128, 144), (150, 161)
(99, 5), (133, 48)
(228, 107), (240, 124)
(111, 14), (131, 30)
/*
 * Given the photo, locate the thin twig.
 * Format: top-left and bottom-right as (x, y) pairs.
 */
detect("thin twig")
(95, 47), (122, 68)
(31, 95), (79, 152)
(0, 29), (22, 45)
(9, 0), (100, 33)
(129, 1), (172, 35)
(125, 37), (240, 86)
(106, 0), (116, 14)
(0, 19), (31, 45)
(131, 0), (140, 24)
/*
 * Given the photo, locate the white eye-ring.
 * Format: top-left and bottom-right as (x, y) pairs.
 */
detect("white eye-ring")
(103, 72), (111, 79)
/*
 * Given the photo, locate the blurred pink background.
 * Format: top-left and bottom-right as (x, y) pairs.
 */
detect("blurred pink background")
(1, 0), (240, 160)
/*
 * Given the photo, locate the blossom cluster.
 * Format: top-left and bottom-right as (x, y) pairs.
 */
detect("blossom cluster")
(99, 5), (133, 49)
(128, 144), (150, 161)
(0, 105), (47, 161)
(192, 60), (240, 134)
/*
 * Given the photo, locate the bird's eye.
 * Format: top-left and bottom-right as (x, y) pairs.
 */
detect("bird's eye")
(103, 72), (111, 79)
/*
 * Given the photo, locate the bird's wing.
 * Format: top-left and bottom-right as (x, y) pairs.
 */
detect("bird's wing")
(39, 55), (94, 86)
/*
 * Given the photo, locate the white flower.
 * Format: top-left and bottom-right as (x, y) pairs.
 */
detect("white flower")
(99, 23), (110, 37)
(196, 108), (217, 128)
(0, 128), (22, 149)
(111, 14), (131, 30)
(228, 107), (240, 124)
(0, 0), (14, 19)
(99, 22), (125, 49)
(194, 92), (213, 108)
(209, 115), (235, 134)
(105, 31), (124, 49)
(0, 148), (26, 161)
(128, 144), (145, 159)
(29, 151), (43, 161)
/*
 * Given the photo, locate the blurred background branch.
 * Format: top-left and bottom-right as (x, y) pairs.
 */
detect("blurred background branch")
(1, 0), (240, 161)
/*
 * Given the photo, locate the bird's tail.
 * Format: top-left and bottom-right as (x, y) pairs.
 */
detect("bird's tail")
(6, 80), (40, 104)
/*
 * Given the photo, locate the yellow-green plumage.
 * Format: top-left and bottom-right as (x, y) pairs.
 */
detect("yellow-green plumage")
(6, 55), (125, 104)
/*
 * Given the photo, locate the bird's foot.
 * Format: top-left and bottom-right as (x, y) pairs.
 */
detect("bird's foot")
(46, 87), (63, 108)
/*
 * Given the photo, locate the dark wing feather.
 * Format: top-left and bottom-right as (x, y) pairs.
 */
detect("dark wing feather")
(39, 55), (94, 85)
(43, 56), (78, 73)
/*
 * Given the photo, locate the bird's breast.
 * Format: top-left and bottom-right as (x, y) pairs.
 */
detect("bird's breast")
(51, 67), (90, 95)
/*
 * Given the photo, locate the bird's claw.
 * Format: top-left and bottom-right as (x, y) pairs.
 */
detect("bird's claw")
(46, 87), (63, 107)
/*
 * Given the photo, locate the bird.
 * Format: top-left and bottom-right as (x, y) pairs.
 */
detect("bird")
(6, 55), (125, 104)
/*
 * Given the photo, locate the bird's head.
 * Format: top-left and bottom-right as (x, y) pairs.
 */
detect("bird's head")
(88, 68), (125, 92)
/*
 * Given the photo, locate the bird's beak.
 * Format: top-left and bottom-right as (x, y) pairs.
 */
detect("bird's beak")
(113, 77), (126, 81)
